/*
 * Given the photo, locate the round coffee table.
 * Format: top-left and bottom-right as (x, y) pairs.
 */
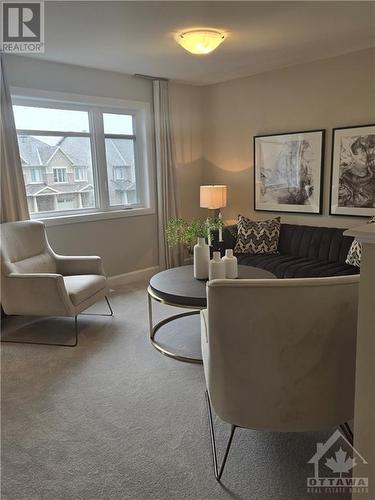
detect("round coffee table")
(147, 265), (275, 364)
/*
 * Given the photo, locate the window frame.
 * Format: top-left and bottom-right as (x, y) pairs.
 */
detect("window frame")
(11, 87), (155, 226)
(53, 167), (68, 184)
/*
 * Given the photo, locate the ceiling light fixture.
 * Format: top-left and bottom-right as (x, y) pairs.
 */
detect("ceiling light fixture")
(176, 29), (226, 55)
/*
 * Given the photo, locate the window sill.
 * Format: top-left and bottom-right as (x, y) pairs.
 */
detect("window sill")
(33, 207), (156, 227)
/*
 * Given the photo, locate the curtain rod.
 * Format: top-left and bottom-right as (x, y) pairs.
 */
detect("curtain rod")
(134, 73), (169, 82)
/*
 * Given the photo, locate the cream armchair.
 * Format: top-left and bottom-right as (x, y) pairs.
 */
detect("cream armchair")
(1, 220), (113, 347)
(201, 275), (359, 481)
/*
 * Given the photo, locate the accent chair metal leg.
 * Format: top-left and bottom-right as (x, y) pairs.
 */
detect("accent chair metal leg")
(105, 296), (114, 316)
(1, 315), (79, 347)
(339, 422), (354, 445)
(205, 390), (237, 481)
(80, 295), (114, 317)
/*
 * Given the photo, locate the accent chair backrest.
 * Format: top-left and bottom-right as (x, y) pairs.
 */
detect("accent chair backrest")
(204, 275), (359, 432)
(1, 220), (56, 275)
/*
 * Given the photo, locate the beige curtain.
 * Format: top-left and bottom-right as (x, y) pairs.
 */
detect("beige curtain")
(153, 79), (183, 269)
(0, 56), (30, 223)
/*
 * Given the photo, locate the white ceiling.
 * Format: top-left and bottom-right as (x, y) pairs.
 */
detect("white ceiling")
(28, 1), (375, 85)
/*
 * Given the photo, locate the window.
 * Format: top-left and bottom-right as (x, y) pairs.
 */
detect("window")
(74, 166), (87, 181)
(14, 106), (95, 216)
(103, 113), (138, 207)
(12, 94), (153, 220)
(53, 168), (67, 183)
(113, 165), (131, 181)
(29, 167), (43, 183)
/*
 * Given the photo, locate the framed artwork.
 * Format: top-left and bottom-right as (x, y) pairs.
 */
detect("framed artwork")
(254, 129), (325, 214)
(330, 124), (375, 217)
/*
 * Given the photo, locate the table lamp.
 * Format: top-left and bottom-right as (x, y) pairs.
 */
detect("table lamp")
(200, 185), (227, 213)
(200, 185), (227, 244)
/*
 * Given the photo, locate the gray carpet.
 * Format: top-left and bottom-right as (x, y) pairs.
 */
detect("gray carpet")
(1, 281), (350, 500)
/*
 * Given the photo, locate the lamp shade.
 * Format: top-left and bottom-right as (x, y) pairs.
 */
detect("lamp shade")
(200, 185), (227, 209)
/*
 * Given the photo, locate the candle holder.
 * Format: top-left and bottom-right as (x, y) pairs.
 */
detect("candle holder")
(210, 235), (225, 258)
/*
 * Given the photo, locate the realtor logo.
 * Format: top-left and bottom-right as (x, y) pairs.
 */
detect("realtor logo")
(307, 429), (368, 495)
(1, 1), (44, 53)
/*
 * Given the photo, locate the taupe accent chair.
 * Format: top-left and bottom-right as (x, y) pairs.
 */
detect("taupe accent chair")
(1, 220), (113, 347)
(201, 275), (359, 481)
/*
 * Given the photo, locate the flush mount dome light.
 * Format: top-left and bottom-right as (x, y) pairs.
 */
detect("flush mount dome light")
(177, 29), (226, 55)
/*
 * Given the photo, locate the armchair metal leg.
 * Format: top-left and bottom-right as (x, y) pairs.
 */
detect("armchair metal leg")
(105, 296), (114, 316)
(339, 422), (353, 445)
(80, 296), (114, 317)
(1, 296), (113, 347)
(205, 390), (237, 481)
(1, 316), (79, 347)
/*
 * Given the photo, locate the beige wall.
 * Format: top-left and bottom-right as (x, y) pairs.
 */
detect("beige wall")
(4, 55), (160, 277)
(170, 82), (205, 220)
(202, 48), (375, 228)
(46, 215), (157, 278)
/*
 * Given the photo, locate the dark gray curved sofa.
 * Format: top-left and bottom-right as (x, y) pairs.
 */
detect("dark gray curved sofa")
(216, 223), (359, 278)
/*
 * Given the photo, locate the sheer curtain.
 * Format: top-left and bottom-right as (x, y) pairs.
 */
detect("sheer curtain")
(153, 79), (183, 269)
(0, 56), (29, 223)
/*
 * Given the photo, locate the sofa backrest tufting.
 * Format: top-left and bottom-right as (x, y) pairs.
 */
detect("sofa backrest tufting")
(278, 224), (354, 264)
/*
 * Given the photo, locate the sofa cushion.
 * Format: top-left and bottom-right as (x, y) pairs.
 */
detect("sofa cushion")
(236, 253), (359, 278)
(346, 239), (362, 267)
(234, 215), (280, 254)
(63, 274), (107, 306)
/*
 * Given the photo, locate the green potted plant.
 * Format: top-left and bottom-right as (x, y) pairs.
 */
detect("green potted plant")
(166, 217), (223, 251)
(166, 217), (223, 279)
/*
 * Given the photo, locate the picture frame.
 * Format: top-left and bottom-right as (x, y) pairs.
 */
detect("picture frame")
(330, 124), (375, 217)
(254, 129), (325, 214)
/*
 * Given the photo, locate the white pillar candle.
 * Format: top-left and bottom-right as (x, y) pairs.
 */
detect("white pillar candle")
(206, 218), (211, 246)
(218, 212), (223, 242)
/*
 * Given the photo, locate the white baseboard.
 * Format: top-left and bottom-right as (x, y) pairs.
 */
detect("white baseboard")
(107, 265), (160, 288)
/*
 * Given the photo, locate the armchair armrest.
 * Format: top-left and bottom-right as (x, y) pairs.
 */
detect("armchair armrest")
(54, 255), (105, 276)
(3, 273), (74, 316)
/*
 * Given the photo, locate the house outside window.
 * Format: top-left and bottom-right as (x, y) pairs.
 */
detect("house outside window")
(53, 168), (67, 183)
(12, 93), (153, 221)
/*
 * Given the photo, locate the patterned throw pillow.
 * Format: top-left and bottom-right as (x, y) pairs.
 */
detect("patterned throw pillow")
(234, 215), (281, 254)
(346, 216), (375, 267)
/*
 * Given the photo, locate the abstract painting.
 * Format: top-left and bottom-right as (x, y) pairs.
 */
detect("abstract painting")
(330, 124), (375, 217)
(254, 130), (325, 214)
